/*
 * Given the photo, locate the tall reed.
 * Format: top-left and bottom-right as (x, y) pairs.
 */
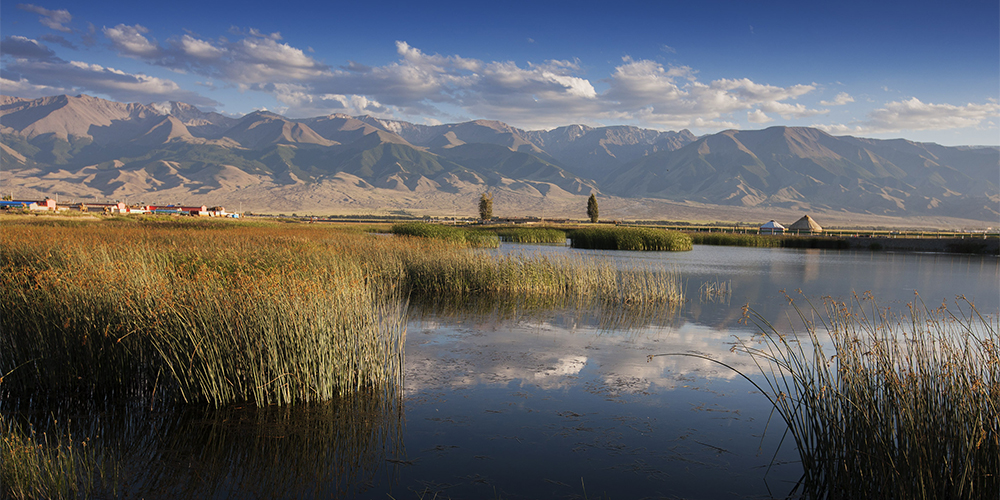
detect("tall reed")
(2, 220), (684, 407)
(688, 232), (849, 249)
(390, 222), (499, 247)
(1, 223), (406, 407)
(483, 226), (568, 244)
(568, 226), (693, 251)
(735, 293), (998, 499)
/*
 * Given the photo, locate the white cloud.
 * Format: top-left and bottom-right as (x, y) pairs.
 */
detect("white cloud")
(173, 35), (225, 61)
(758, 101), (827, 118)
(748, 109), (773, 124)
(4, 26), (855, 132)
(103, 24), (161, 58)
(820, 92), (854, 106)
(815, 98), (1000, 135)
(0, 76), (73, 98)
(712, 78), (814, 102)
(3, 58), (219, 106)
(598, 58), (818, 129)
(17, 4), (72, 33)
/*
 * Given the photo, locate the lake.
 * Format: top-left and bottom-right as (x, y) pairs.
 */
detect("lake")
(6, 244), (997, 499)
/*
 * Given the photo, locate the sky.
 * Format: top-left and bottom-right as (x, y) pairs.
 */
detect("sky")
(2, 0), (998, 146)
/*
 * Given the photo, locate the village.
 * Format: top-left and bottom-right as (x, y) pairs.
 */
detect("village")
(0, 198), (239, 218)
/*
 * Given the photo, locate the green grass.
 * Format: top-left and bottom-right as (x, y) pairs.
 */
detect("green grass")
(568, 226), (693, 251)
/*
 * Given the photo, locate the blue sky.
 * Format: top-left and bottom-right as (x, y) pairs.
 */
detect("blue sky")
(2, 0), (998, 145)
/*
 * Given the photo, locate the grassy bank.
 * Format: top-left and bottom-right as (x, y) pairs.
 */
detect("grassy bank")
(568, 226), (693, 251)
(738, 294), (997, 498)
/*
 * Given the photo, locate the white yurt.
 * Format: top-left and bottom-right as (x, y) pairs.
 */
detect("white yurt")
(759, 220), (785, 235)
(788, 215), (823, 234)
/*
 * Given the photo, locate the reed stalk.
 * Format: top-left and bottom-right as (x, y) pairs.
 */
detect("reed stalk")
(732, 293), (999, 499)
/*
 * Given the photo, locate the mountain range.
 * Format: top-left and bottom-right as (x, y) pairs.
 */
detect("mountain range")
(1, 94), (997, 225)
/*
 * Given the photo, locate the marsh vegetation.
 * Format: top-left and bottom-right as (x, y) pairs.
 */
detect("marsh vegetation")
(568, 226), (693, 251)
(1, 217), (996, 499)
(687, 232), (850, 249)
(737, 294), (999, 499)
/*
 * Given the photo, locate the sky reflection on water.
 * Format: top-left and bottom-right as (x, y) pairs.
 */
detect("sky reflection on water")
(5, 244), (995, 499)
(387, 244), (998, 499)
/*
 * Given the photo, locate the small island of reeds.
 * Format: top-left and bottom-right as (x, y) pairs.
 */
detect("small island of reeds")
(568, 226), (693, 251)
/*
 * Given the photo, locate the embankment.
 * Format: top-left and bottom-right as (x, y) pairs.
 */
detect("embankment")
(846, 236), (999, 254)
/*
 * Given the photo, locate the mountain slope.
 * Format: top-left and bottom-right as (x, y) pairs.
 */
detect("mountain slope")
(605, 126), (998, 218)
(1, 94), (996, 222)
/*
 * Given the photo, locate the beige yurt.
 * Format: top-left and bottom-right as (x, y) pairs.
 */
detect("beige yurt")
(788, 215), (823, 234)
(759, 220), (785, 235)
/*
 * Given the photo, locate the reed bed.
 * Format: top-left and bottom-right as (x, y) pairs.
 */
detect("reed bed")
(735, 293), (999, 499)
(1, 223), (406, 407)
(568, 226), (693, 251)
(688, 232), (849, 249)
(2, 220), (684, 408)
(482, 226), (568, 244)
(390, 222), (499, 248)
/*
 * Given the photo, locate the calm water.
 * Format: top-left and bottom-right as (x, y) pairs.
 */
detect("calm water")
(389, 245), (998, 499)
(7, 245), (998, 499)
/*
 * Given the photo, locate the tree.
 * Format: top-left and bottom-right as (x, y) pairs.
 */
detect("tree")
(479, 192), (494, 222)
(587, 193), (599, 223)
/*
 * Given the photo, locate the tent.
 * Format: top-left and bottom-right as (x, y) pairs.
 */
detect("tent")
(759, 220), (785, 235)
(788, 215), (823, 234)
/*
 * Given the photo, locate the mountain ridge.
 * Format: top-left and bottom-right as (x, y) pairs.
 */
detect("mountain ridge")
(1, 93), (996, 224)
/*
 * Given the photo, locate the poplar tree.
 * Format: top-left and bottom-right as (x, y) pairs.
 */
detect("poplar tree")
(479, 192), (494, 222)
(587, 193), (599, 223)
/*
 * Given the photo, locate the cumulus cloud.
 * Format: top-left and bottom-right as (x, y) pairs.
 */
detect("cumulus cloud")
(820, 92), (854, 106)
(103, 24), (161, 58)
(758, 100), (828, 118)
(100, 25), (328, 83)
(815, 98), (1000, 135)
(17, 4), (72, 33)
(748, 109), (773, 124)
(598, 58), (820, 129)
(0, 76), (73, 98)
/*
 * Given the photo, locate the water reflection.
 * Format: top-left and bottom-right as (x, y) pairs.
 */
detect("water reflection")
(5, 244), (996, 499)
(2, 389), (402, 499)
